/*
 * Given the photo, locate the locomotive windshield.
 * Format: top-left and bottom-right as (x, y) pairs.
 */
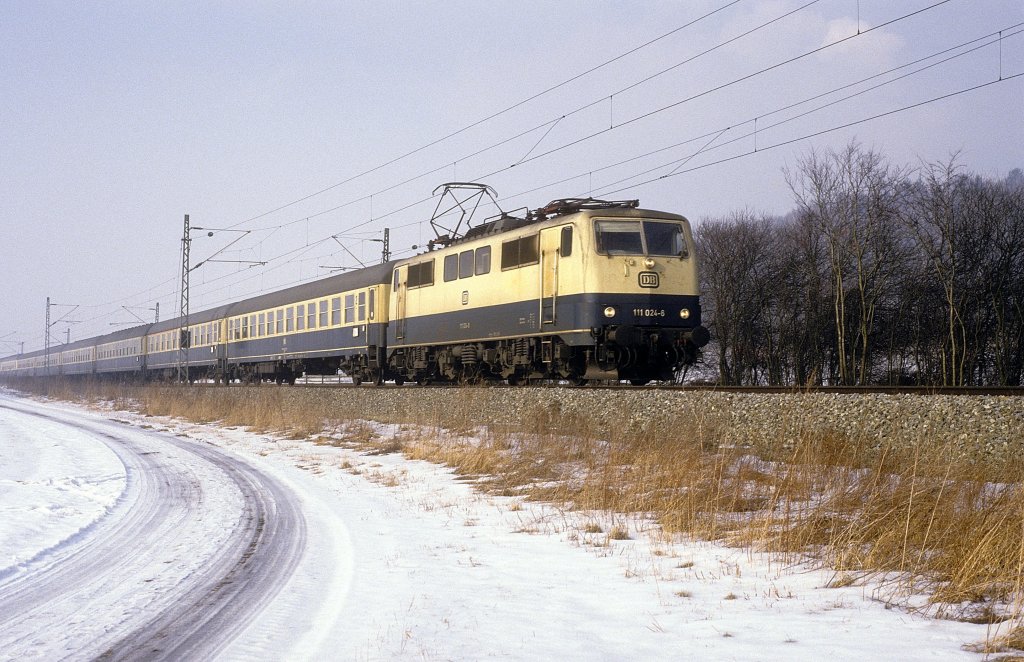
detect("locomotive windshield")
(594, 220), (688, 257)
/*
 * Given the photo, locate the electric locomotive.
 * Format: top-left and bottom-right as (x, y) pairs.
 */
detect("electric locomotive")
(385, 195), (709, 385)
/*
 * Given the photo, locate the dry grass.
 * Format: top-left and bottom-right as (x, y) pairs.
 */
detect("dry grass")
(16, 379), (1024, 634)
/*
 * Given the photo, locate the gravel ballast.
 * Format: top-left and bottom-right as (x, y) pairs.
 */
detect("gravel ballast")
(187, 386), (1023, 463)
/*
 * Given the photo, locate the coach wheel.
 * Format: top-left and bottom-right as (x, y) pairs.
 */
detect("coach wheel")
(394, 375), (405, 386)
(352, 375), (362, 386)
(568, 376), (588, 387)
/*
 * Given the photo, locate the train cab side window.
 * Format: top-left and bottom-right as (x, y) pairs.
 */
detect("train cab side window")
(560, 226), (573, 257)
(459, 250), (474, 279)
(443, 254), (458, 282)
(368, 289), (375, 320)
(393, 269), (400, 288)
(475, 246), (491, 275)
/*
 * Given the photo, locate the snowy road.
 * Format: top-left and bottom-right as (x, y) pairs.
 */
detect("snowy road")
(0, 396), (305, 660)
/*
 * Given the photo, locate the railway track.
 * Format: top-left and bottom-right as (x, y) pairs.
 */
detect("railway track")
(281, 380), (1024, 397)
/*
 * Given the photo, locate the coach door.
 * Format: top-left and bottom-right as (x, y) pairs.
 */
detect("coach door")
(539, 226), (566, 327)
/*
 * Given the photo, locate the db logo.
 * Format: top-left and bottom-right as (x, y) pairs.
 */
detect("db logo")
(638, 272), (660, 288)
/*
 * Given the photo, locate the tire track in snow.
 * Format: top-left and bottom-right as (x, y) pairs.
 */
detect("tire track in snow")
(0, 399), (306, 660)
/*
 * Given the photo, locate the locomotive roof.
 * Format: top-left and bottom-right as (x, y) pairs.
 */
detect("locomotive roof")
(434, 198), (685, 251)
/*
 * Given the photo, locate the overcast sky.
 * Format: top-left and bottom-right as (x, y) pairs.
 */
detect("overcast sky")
(2, 0), (1021, 354)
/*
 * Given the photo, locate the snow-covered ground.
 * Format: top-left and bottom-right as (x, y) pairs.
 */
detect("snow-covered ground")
(0, 390), (1004, 660)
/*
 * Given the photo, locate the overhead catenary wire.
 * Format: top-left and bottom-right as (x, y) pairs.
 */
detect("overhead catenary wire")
(22, 1), (1014, 346)
(218, 0), (744, 233)
(171, 0), (943, 289)
(29, 0), (876, 334)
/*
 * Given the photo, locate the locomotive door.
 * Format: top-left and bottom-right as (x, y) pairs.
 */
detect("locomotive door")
(394, 267), (407, 340)
(539, 226), (562, 326)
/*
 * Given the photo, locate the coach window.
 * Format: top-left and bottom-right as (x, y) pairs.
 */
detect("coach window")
(443, 254), (458, 282)
(308, 303), (317, 329)
(296, 304), (305, 331)
(331, 297), (341, 325)
(475, 246), (491, 275)
(344, 294), (355, 324)
(287, 307), (295, 332)
(358, 292), (366, 321)
(249, 317), (256, 338)
(459, 250), (474, 279)
(560, 226), (573, 257)
(258, 313), (266, 337)
(276, 309), (284, 334)
(319, 300), (328, 327)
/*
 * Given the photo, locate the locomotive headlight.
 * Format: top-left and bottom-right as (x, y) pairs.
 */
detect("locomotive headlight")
(679, 308), (691, 320)
(604, 306), (617, 318)
(643, 257), (655, 268)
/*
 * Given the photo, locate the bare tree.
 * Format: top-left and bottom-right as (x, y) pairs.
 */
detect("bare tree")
(786, 141), (910, 384)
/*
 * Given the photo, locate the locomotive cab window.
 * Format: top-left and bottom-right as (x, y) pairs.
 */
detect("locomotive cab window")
(645, 221), (688, 257)
(595, 220), (687, 257)
(595, 220), (643, 255)
(560, 226), (573, 257)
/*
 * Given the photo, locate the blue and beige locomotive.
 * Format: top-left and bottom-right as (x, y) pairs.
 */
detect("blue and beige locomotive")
(0, 196), (709, 385)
